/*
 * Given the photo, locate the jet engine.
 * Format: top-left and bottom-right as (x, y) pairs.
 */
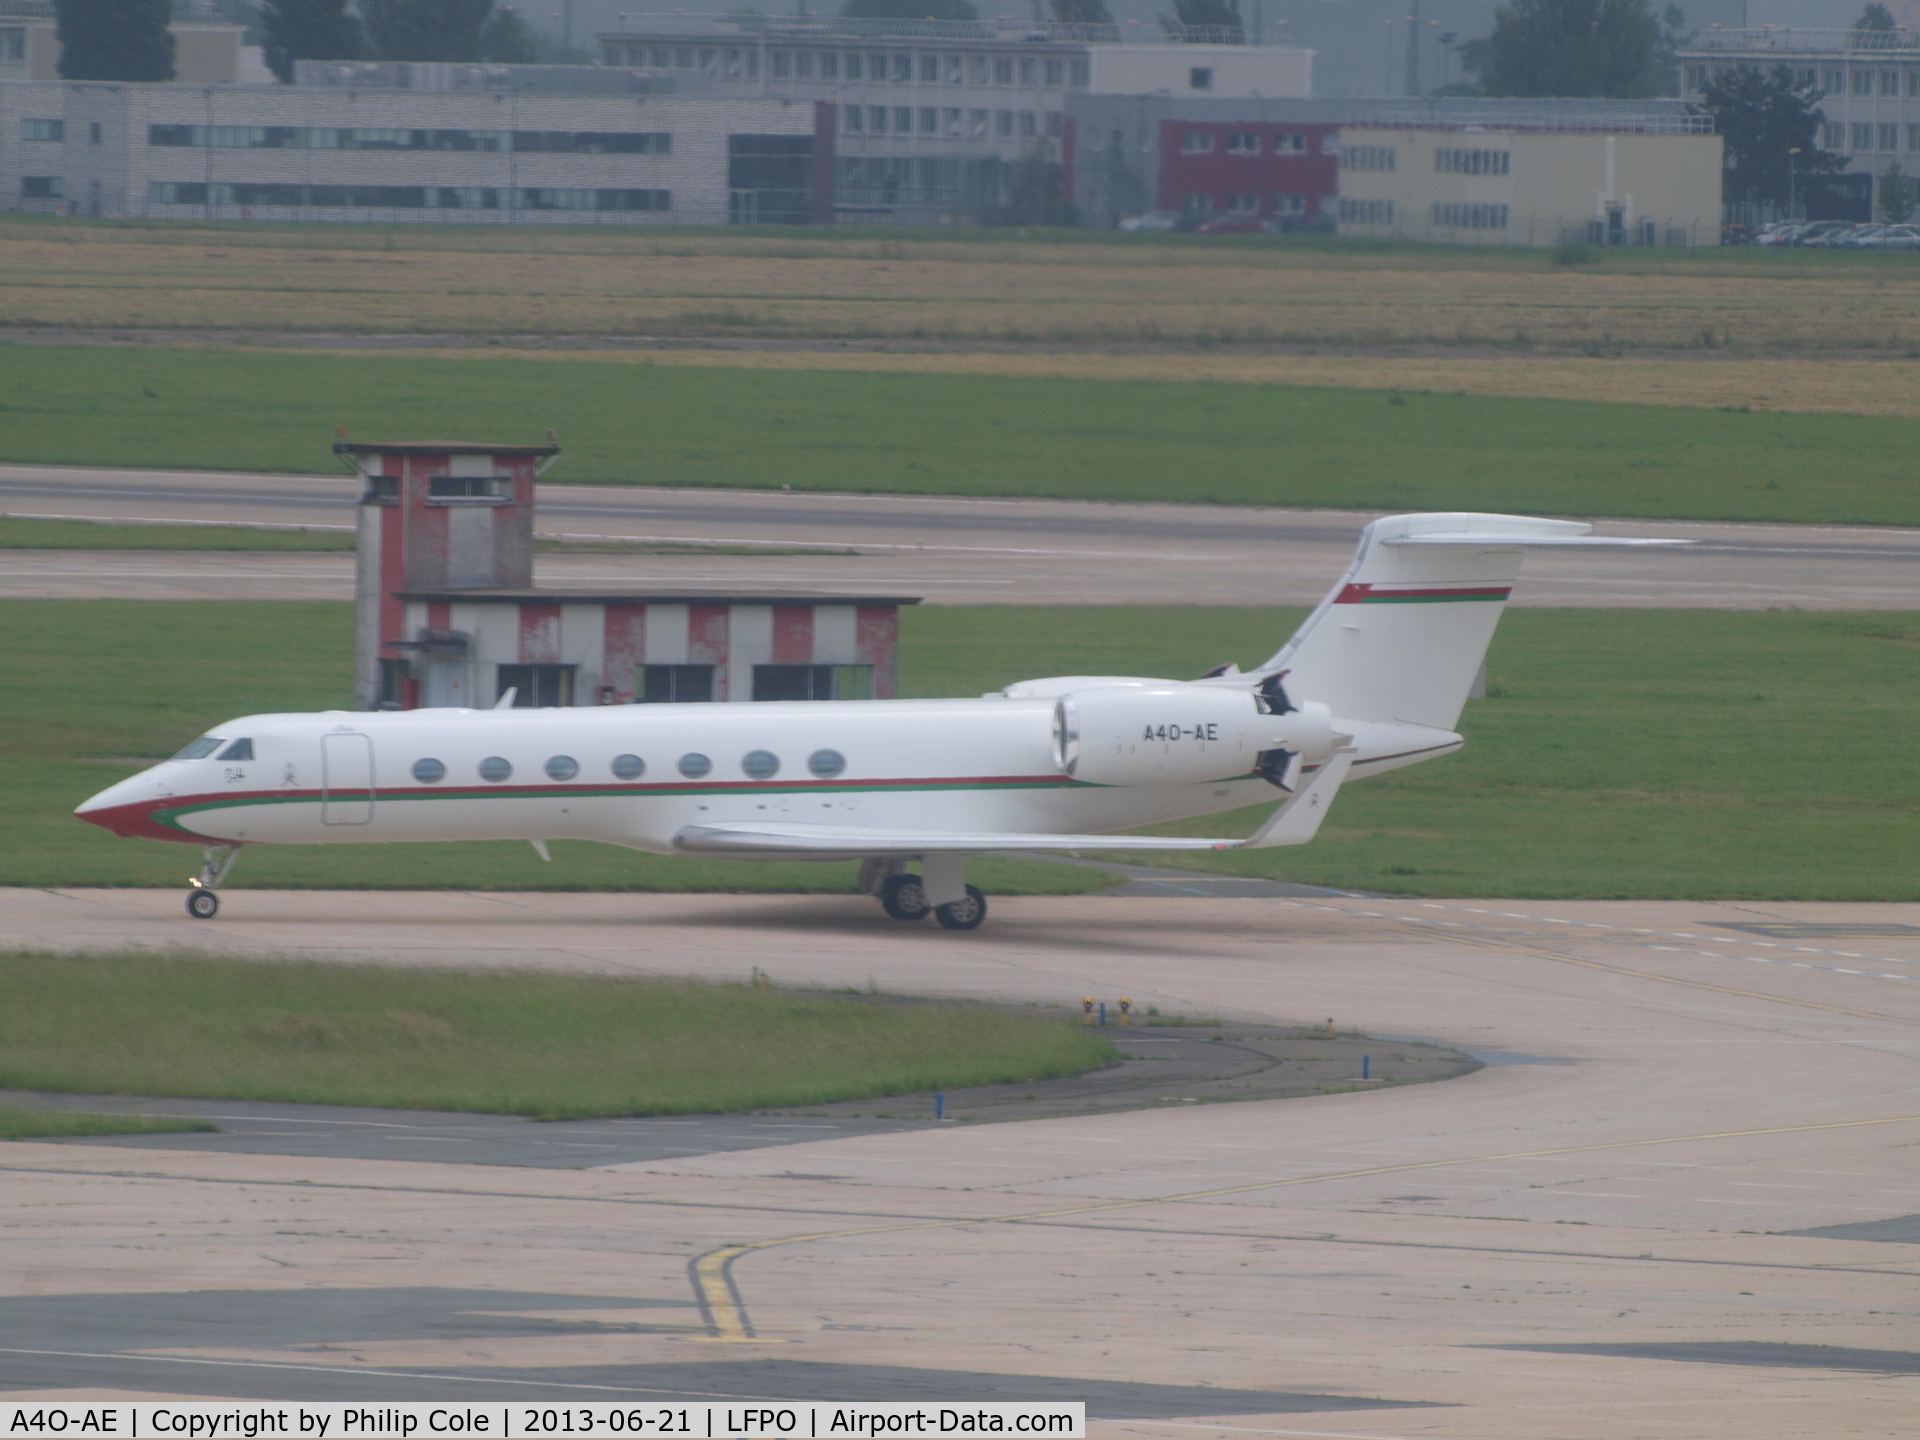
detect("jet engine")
(1052, 685), (1336, 787)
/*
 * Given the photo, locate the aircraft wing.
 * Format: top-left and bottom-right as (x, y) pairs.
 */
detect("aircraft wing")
(673, 824), (1244, 855)
(672, 750), (1355, 857)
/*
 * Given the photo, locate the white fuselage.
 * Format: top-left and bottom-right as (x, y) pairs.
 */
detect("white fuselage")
(74, 698), (1457, 856)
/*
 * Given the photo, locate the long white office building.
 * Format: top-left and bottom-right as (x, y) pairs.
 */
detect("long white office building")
(0, 70), (825, 226)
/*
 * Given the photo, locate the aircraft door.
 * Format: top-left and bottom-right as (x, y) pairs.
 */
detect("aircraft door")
(321, 733), (375, 826)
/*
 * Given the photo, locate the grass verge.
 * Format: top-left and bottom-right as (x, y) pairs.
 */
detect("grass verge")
(5, 347), (1920, 524)
(0, 1103), (216, 1140)
(0, 515), (353, 549)
(0, 951), (1117, 1118)
(8, 600), (1917, 900)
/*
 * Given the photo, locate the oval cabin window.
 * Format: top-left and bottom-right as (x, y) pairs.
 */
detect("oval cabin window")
(741, 749), (780, 780)
(545, 755), (579, 781)
(611, 753), (645, 780)
(412, 757), (446, 784)
(478, 756), (513, 782)
(678, 752), (712, 779)
(808, 748), (847, 779)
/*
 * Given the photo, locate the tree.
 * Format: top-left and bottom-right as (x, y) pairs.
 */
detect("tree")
(1654, 1), (1693, 96)
(1881, 161), (1916, 222)
(478, 4), (536, 62)
(55, 0), (175, 81)
(1855, 3), (1897, 32)
(1481, 0), (1660, 98)
(361, 0), (495, 62)
(1695, 64), (1844, 210)
(261, 0), (364, 82)
(987, 155), (1075, 226)
(839, 0), (979, 19)
(1160, 0), (1243, 43)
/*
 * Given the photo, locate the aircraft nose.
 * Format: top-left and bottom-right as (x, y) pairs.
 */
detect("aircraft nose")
(74, 770), (182, 841)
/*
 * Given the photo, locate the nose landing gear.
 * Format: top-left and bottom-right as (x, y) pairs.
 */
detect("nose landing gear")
(185, 844), (240, 919)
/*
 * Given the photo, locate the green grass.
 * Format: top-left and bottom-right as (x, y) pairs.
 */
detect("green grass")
(0, 1103), (216, 1140)
(0, 515), (353, 549)
(5, 346), (1920, 525)
(0, 951), (1116, 1118)
(8, 599), (1918, 900)
(1117, 609), (1920, 900)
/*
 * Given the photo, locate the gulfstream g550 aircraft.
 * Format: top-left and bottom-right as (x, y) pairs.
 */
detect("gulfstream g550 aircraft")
(78, 512), (1682, 929)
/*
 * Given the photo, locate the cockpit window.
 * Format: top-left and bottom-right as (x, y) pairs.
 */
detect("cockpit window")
(216, 738), (254, 761)
(172, 736), (224, 760)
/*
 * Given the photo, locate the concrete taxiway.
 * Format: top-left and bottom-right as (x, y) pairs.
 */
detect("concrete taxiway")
(1, 886), (1916, 1434)
(3, 463), (1917, 607)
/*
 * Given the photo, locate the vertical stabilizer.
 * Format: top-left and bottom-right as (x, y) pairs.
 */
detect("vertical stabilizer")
(1262, 513), (1590, 730)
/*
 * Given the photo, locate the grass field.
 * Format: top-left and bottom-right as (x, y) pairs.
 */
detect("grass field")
(7, 347), (1920, 524)
(0, 1103), (216, 1140)
(9, 599), (1916, 900)
(0, 515), (353, 549)
(0, 951), (1115, 1118)
(8, 216), (1920, 353)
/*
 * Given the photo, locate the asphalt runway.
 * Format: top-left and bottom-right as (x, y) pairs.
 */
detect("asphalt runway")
(4, 463), (1918, 607)
(2, 886), (1917, 1434)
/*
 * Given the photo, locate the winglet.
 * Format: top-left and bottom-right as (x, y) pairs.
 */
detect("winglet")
(1237, 748), (1356, 849)
(492, 688), (518, 710)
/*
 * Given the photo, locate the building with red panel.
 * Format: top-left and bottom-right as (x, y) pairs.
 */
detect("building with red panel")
(1067, 95), (1709, 234)
(342, 439), (914, 712)
(1153, 118), (1339, 223)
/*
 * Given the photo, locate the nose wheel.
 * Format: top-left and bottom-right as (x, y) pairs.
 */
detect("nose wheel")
(185, 845), (240, 920)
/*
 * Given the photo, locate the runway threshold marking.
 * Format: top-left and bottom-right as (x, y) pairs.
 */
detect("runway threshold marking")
(686, 1112), (1920, 1342)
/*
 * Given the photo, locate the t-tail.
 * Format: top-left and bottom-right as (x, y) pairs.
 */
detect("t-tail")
(1259, 513), (1683, 732)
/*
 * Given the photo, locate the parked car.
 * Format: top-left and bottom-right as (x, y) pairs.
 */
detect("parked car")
(1860, 223), (1920, 249)
(1830, 223), (1889, 248)
(1117, 211), (1183, 232)
(1752, 222), (1803, 246)
(1193, 213), (1270, 235)
(1793, 220), (1858, 245)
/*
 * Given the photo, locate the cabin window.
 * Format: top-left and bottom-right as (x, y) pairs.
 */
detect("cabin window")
(678, 752), (712, 779)
(741, 749), (780, 780)
(478, 756), (513, 782)
(611, 753), (646, 780)
(545, 755), (579, 781)
(216, 738), (254, 760)
(752, 664), (874, 701)
(498, 664), (573, 708)
(808, 748), (847, 779)
(636, 664), (714, 703)
(172, 736), (224, 759)
(412, 757), (446, 783)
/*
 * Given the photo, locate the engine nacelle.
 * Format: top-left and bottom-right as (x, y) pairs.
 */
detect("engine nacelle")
(1053, 686), (1336, 787)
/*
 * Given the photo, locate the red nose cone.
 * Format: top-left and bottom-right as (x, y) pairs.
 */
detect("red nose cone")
(74, 799), (195, 844)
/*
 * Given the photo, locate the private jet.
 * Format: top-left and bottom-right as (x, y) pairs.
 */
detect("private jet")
(77, 512), (1681, 928)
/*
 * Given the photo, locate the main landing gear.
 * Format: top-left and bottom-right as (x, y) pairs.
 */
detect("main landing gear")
(186, 844), (240, 919)
(863, 859), (989, 931)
